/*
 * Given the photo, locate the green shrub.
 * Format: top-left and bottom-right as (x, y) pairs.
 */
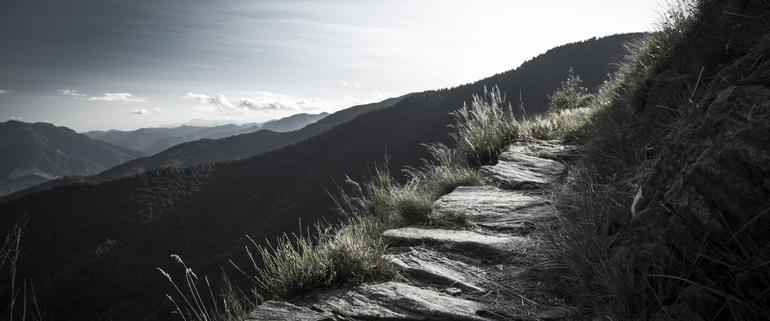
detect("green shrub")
(547, 68), (593, 113)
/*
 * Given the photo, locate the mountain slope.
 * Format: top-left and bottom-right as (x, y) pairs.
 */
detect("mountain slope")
(0, 34), (641, 321)
(90, 95), (408, 181)
(85, 124), (245, 155)
(84, 112), (329, 155)
(260, 112), (329, 132)
(0, 121), (142, 196)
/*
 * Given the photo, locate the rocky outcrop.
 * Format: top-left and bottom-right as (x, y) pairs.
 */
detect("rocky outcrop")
(245, 141), (577, 320)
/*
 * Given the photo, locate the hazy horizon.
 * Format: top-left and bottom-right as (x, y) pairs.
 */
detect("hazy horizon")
(1, 0), (661, 131)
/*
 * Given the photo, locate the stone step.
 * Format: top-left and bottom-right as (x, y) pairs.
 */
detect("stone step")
(435, 186), (559, 231)
(505, 140), (580, 161)
(310, 281), (494, 321)
(382, 227), (532, 257)
(480, 152), (565, 189)
(385, 247), (487, 292)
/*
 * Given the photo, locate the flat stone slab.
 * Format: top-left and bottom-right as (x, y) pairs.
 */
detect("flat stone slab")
(246, 301), (334, 321)
(480, 152), (565, 189)
(382, 227), (532, 257)
(435, 186), (559, 230)
(385, 247), (486, 292)
(311, 281), (493, 321)
(506, 140), (580, 161)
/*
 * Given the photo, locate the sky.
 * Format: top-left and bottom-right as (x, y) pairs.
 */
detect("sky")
(0, 0), (663, 132)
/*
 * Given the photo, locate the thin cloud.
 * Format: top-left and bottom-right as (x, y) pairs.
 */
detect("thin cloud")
(10, 116), (22, 120)
(130, 108), (149, 115)
(58, 89), (85, 97)
(185, 91), (327, 114)
(339, 80), (361, 88)
(89, 93), (147, 103)
(0, 89), (12, 95)
(58, 89), (146, 103)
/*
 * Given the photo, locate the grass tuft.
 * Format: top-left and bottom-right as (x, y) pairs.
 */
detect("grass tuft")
(1, 221), (45, 321)
(247, 232), (334, 300)
(159, 255), (254, 321)
(450, 86), (520, 168)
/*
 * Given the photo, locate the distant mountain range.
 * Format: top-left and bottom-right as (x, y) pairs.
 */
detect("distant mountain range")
(0, 120), (142, 196)
(93, 95), (408, 180)
(2, 96), (408, 201)
(0, 112), (329, 197)
(84, 112), (330, 155)
(0, 34), (642, 321)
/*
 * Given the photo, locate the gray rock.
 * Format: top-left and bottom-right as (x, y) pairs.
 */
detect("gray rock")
(480, 153), (565, 189)
(443, 287), (463, 296)
(245, 301), (333, 321)
(447, 253), (483, 266)
(311, 282), (492, 321)
(505, 140), (580, 161)
(382, 227), (532, 257)
(385, 247), (486, 292)
(435, 186), (559, 230)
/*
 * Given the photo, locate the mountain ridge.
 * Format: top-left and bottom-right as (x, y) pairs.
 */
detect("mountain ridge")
(84, 112), (330, 155)
(0, 120), (143, 196)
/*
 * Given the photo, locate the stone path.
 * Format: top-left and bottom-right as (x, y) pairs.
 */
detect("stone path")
(246, 140), (578, 321)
